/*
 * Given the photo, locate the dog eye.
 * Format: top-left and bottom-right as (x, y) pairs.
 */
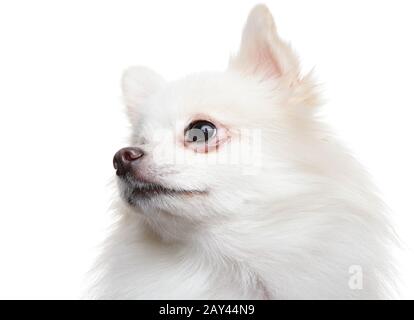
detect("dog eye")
(184, 120), (217, 143)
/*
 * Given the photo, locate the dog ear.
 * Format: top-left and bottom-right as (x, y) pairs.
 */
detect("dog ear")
(229, 5), (300, 84)
(122, 66), (165, 123)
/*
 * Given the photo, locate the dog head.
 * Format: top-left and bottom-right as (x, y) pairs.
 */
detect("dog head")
(114, 5), (319, 232)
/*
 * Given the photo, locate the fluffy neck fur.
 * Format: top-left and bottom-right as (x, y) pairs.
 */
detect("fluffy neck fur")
(87, 151), (395, 299)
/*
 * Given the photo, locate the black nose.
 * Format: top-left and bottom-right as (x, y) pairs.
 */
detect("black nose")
(113, 147), (145, 176)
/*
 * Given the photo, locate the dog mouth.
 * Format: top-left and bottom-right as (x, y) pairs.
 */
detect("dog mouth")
(119, 175), (207, 204)
(131, 183), (206, 198)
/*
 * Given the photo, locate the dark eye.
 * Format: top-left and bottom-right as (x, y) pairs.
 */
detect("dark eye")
(184, 120), (217, 143)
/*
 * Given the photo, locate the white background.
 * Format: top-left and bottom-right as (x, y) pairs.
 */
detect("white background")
(0, 0), (413, 299)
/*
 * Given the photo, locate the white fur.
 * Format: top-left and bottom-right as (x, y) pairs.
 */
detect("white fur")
(86, 5), (396, 299)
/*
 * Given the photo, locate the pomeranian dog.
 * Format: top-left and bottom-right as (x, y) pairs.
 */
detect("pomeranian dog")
(87, 5), (395, 299)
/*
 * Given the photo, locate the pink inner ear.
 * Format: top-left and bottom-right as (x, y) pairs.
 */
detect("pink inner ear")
(252, 42), (282, 80)
(233, 34), (283, 81)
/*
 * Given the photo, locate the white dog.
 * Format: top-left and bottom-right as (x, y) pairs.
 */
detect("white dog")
(87, 5), (395, 299)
